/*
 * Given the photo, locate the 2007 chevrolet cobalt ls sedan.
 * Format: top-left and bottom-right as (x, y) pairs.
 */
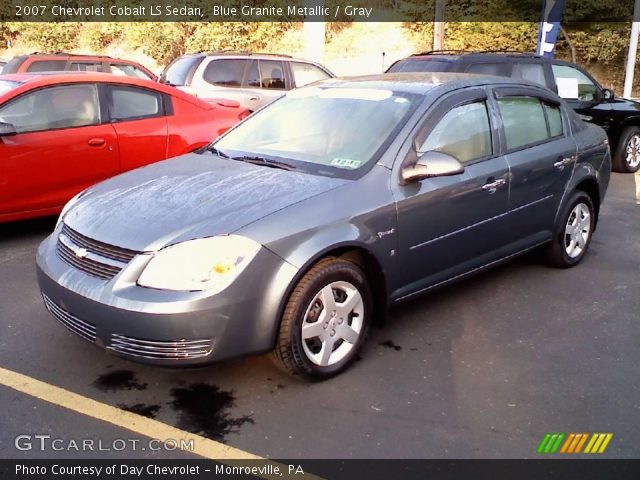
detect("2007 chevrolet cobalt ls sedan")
(37, 73), (611, 379)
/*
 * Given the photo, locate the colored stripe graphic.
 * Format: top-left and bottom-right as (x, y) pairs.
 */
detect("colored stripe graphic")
(540, 433), (613, 454)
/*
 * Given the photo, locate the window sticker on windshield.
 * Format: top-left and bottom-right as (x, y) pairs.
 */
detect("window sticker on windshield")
(331, 158), (361, 169)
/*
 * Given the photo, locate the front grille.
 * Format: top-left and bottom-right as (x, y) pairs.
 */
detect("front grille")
(56, 224), (141, 280)
(108, 334), (213, 360)
(61, 224), (139, 263)
(43, 293), (96, 342)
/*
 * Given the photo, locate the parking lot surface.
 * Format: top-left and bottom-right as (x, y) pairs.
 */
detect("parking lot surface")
(0, 173), (638, 459)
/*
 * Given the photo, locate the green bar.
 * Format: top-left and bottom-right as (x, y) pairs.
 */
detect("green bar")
(544, 434), (559, 453)
(550, 433), (566, 453)
(537, 434), (552, 454)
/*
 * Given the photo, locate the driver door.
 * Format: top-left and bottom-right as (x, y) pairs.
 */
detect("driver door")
(391, 89), (511, 299)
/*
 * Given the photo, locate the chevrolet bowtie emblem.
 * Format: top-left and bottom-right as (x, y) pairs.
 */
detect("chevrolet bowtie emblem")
(73, 247), (89, 259)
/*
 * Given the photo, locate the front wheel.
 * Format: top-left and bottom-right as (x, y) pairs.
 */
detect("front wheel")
(271, 257), (371, 380)
(545, 191), (595, 268)
(613, 126), (640, 173)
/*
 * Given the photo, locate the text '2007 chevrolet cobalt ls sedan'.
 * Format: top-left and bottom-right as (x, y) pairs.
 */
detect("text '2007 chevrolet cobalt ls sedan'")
(37, 73), (611, 379)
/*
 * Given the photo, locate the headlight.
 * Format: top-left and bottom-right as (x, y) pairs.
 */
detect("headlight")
(137, 236), (261, 292)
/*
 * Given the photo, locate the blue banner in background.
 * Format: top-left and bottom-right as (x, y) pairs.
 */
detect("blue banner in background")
(536, 0), (566, 58)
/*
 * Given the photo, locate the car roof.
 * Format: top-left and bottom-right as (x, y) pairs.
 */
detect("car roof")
(177, 51), (326, 64)
(318, 72), (553, 96)
(409, 50), (546, 60)
(0, 72), (212, 108)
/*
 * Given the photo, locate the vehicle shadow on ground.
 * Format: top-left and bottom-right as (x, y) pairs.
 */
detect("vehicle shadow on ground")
(0, 216), (56, 244)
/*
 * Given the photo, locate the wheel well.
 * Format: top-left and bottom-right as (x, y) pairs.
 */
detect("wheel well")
(310, 246), (388, 326)
(575, 178), (600, 228)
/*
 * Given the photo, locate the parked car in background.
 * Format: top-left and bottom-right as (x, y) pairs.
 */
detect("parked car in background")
(160, 51), (334, 111)
(37, 73), (610, 380)
(0, 59), (6, 73)
(2, 53), (157, 81)
(387, 50), (640, 173)
(0, 72), (248, 222)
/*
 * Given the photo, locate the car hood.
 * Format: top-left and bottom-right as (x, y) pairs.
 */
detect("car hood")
(63, 153), (349, 252)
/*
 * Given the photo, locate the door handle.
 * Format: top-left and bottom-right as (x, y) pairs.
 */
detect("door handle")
(481, 178), (507, 194)
(554, 155), (576, 170)
(249, 96), (260, 101)
(88, 138), (106, 147)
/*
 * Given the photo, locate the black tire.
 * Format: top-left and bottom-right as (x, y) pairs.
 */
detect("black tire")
(545, 191), (595, 268)
(613, 126), (640, 173)
(271, 257), (371, 380)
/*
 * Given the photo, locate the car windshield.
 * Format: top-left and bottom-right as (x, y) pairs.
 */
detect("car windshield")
(388, 59), (454, 73)
(212, 86), (422, 178)
(160, 56), (203, 86)
(0, 80), (20, 96)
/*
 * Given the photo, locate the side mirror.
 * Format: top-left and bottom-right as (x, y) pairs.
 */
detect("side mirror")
(0, 122), (16, 137)
(401, 151), (464, 184)
(602, 88), (614, 101)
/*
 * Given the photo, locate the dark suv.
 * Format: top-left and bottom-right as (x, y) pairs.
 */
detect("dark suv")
(387, 51), (640, 173)
(3, 53), (157, 81)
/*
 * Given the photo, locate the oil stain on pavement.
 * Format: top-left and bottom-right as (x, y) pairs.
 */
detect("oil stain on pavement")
(169, 383), (254, 442)
(379, 340), (402, 351)
(117, 402), (161, 419)
(92, 370), (148, 392)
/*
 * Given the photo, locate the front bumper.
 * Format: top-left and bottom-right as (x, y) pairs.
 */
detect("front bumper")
(36, 226), (299, 366)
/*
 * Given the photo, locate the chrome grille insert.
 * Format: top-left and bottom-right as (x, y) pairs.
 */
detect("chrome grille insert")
(43, 294), (96, 342)
(56, 224), (141, 280)
(108, 334), (213, 360)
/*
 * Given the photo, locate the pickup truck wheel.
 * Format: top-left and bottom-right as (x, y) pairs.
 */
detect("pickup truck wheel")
(271, 257), (371, 380)
(613, 126), (640, 173)
(545, 191), (595, 268)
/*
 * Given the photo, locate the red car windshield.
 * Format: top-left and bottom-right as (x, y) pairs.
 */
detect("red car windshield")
(0, 80), (21, 96)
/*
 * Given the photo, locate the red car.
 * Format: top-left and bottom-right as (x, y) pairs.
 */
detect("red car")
(0, 72), (249, 222)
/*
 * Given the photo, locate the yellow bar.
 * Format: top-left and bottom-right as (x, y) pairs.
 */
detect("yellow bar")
(560, 434), (575, 453)
(590, 434), (606, 454)
(584, 433), (599, 453)
(597, 434), (613, 453)
(574, 433), (589, 453)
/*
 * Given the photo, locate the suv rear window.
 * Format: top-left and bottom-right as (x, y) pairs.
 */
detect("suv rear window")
(160, 56), (204, 86)
(387, 58), (454, 73)
(203, 59), (247, 87)
(26, 60), (67, 72)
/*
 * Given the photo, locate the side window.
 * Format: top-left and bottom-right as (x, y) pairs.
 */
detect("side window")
(543, 103), (563, 137)
(291, 62), (331, 87)
(497, 96), (550, 150)
(419, 102), (492, 163)
(552, 64), (598, 101)
(110, 86), (162, 121)
(110, 64), (153, 80)
(70, 62), (102, 73)
(259, 60), (286, 90)
(202, 59), (246, 87)
(512, 63), (547, 86)
(465, 63), (509, 76)
(26, 60), (67, 72)
(245, 61), (261, 88)
(0, 84), (100, 133)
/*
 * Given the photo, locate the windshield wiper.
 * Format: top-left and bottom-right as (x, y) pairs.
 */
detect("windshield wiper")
(230, 155), (297, 171)
(204, 146), (230, 158)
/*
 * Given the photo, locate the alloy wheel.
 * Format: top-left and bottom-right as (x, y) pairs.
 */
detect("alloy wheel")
(564, 202), (591, 259)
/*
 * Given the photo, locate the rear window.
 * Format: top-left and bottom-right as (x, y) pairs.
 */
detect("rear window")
(466, 63), (510, 76)
(160, 56), (204, 86)
(26, 60), (67, 72)
(2, 57), (28, 74)
(512, 63), (547, 86)
(387, 58), (455, 73)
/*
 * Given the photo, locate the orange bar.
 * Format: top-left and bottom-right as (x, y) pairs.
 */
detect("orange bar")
(560, 434), (575, 453)
(574, 433), (589, 453)
(567, 434), (582, 453)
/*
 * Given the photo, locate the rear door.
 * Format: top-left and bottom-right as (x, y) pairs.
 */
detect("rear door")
(105, 84), (169, 170)
(0, 83), (119, 217)
(244, 59), (288, 110)
(493, 87), (577, 244)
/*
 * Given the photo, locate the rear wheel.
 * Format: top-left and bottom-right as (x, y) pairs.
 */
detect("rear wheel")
(545, 191), (595, 268)
(271, 257), (371, 380)
(613, 126), (640, 173)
